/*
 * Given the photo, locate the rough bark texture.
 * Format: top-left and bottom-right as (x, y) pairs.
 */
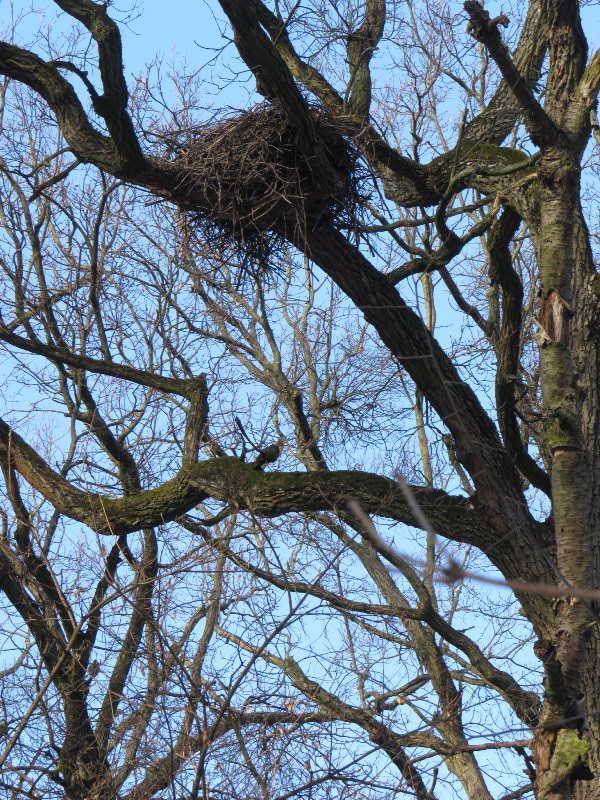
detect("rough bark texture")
(0, 0), (600, 797)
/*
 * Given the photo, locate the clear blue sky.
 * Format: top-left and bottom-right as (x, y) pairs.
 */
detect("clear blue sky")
(116, 0), (261, 109)
(121, 0), (599, 63)
(120, 1), (223, 70)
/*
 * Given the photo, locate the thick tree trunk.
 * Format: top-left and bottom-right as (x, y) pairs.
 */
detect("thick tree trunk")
(573, 636), (600, 800)
(570, 206), (600, 800)
(530, 153), (599, 798)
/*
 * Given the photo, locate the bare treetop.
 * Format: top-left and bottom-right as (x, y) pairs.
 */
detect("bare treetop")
(0, 1), (599, 798)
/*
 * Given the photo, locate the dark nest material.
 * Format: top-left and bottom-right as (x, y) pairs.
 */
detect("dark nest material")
(169, 104), (364, 270)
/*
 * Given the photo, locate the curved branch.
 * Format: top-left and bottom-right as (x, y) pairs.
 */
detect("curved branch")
(489, 208), (551, 494)
(0, 416), (486, 543)
(345, 0), (386, 117)
(0, 323), (194, 397)
(388, 207), (496, 290)
(0, 41), (116, 167)
(52, 0), (143, 165)
(217, 626), (440, 800)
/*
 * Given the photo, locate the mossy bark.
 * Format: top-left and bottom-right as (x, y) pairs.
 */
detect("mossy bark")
(531, 146), (598, 798)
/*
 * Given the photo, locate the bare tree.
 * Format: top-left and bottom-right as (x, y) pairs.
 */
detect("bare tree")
(0, 0), (599, 798)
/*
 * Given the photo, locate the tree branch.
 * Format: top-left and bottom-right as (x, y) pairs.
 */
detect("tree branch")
(216, 626), (440, 800)
(182, 375), (210, 465)
(463, 1), (558, 147)
(0, 41), (116, 166)
(186, 515), (540, 726)
(51, 0), (143, 166)
(462, 0), (546, 144)
(0, 416), (486, 543)
(217, 0), (344, 195)
(297, 219), (528, 517)
(345, 0), (386, 117)
(0, 323), (193, 397)
(489, 208), (551, 494)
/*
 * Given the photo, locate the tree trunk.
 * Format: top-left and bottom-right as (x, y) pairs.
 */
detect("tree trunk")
(530, 150), (599, 798)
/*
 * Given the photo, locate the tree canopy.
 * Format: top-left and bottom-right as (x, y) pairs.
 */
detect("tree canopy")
(0, 1), (599, 798)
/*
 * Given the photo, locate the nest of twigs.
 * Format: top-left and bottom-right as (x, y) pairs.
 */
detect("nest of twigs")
(167, 104), (363, 270)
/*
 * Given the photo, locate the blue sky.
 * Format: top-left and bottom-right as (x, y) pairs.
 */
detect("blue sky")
(120, 1), (223, 70)
(120, 0), (599, 69)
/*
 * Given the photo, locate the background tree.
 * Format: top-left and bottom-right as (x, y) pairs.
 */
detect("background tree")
(0, 1), (599, 798)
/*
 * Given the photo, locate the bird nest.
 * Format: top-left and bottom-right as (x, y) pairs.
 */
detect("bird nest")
(168, 104), (363, 270)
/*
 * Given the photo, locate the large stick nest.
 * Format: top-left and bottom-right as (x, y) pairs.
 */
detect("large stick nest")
(168, 104), (364, 267)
